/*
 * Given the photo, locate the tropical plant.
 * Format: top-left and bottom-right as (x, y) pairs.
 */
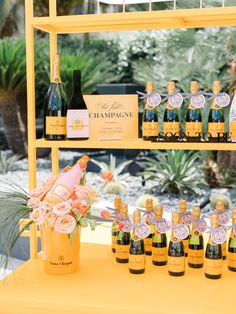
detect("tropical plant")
(140, 150), (207, 195)
(0, 151), (20, 174)
(90, 155), (132, 194)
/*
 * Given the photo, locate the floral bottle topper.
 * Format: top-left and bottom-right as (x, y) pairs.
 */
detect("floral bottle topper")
(181, 211), (194, 226)
(191, 93), (206, 109)
(173, 224), (189, 240)
(211, 226), (227, 245)
(147, 93), (162, 108)
(196, 217), (208, 233)
(146, 210), (157, 225)
(215, 93), (231, 108)
(155, 218), (169, 234)
(218, 211), (230, 226)
(169, 92), (184, 108)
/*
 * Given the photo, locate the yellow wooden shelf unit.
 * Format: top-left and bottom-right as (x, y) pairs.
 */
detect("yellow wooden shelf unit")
(25, 0), (236, 259)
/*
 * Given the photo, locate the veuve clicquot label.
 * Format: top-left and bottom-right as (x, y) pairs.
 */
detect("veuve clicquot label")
(116, 245), (129, 260)
(205, 259), (222, 276)
(144, 237), (152, 253)
(67, 110), (89, 138)
(228, 252), (236, 268)
(163, 122), (179, 135)
(188, 249), (204, 265)
(208, 122), (224, 138)
(168, 256), (185, 273)
(46, 117), (66, 135)
(142, 122), (158, 137)
(129, 254), (145, 270)
(152, 247), (167, 263)
(185, 122), (202, 137)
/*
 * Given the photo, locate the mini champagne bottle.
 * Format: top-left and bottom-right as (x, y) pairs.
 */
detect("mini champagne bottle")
(168, 212), (185, 276)
(111, 197), (122, 253)
(116, 204), (131, 263)
(152, 205), (167, 266)
(144, 198), (154, 255)
(204, 213), (222, 279)
(185, 81), (202, 142)
(163, 81), (179, 141)
(228, 209), (236, 272)
(188, 206), (204, 268)
(129, 210), (145, 274)
(142, 81), (158, 141)
(215, 201), (227, 260)
(179, 199), (189, 257)
(208, 81), (225, 142)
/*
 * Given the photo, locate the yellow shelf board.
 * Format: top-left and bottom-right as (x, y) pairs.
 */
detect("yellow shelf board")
(32, 7), (236, 34)
(36, 138), (236, 151)
(0, 243), (235, 314)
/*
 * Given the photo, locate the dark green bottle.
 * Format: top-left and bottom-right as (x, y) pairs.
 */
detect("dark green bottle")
(152, 205), (167, 266)
(208, 81), (225, 142)
(163, 81), (179, 141)
(168, 212), (185, 276)
(228, 209), (236, 272)
(204, 214), (222, 279)
(116, 204), (130, 263)
(111, 197), (122, 253)
(188, 207), (204, 268)
(129, 210), (145, 274)
(142, 81), (158, 141)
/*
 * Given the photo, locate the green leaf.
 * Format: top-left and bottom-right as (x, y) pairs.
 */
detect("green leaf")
(79, 217), (88, 228)
(72, 208), (81, 221)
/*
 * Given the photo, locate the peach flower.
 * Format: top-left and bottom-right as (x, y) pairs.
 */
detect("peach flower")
(30, 208), (45, 225)
(39, 201), (53, 212)
(44, 212), (57, 228)
(27, 197), (40, 209)
(54, 215), (76, 234)
(30, 186), (48, 200)
(75, 185), (98, 204)
(52, 201), (72, 216)
(101, 210), (111, 219)
(78, 204), (90, 217)
(101, 171), (114, 182)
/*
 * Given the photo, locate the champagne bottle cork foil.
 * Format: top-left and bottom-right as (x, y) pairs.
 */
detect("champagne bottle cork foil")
(179, 199), (187, 213)
(133, 210), (141, 225)
(192, 206), (201, 219)
(232, 209), (236, 224)
(146, 81), (155, 94)
(120, 204), (128, 218)
(172, 211), (180, 226)
(210, 213), (219, 228)
(167, 81), (176, 94)
(212, 80), (221, 94)
(114, 197), (122, 210)
(190, 81), (199, 94)
(146, 198), (153, 211)
(155, 205), (163, 219)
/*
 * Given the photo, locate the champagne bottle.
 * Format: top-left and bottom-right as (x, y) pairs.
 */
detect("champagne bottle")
(228, 209), (236, 272)
(116, 204), (131, 263)
(229, 90), (236, 142)
(144, 198), (154, 255)
(129, 210), (145, 274)
(215, 201), (227, 260)
(204, 213), (222, 279)
(208, 81), (225, 142)
(142, 81), (158, 141)
(44, 54), (68, 140)
(188, 206), (204, 268)
(185, 81), (202, 142)
(67, 70), (89, 140)
(163, 81), (179, 141)
(44, 155), (89, 204)
(111, 197), (122, 253)
(168, 211), (185, 276)
(179, 199), (189, 257)
(152, 205), (167, 266)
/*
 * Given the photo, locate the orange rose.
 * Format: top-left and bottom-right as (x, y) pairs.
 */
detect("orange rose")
(101, 210), (111, 219)
(44, 212), (57, 228)
(101, 171), (114, 182)
(78, 204), (89, 217)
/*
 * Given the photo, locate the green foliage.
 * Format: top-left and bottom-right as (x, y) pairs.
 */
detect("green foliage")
(0, 151), (20, 174)
(140, 150), (207, 195)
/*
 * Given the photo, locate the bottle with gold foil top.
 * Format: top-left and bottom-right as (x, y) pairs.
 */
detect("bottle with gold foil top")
(208, 81), (225, 142)
(204, 213), (222, 279)
(44, 155), (89, 204)
(44, 54), (68, 140)
(111, 197), (122, 253)
(179, 199), (189, 257)
(216, 201), (227, 260)
(144, 198), (154, 255)
(188, 206), (204, 268)
(152, 205), (167, 266)
(228, 209), (236, 272)
(168, 211), (185, 276)
(163, 81), (179, 140)
(142, 81), (158, 141)
(129, 210), (145, 274)
(185, 81), (202, 142)
(116, 204), (131, 263)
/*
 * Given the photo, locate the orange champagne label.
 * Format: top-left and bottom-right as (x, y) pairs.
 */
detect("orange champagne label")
(116, 245), (129, 260)
(204, 258), (222, 276)
(185, 122), (202, 137)
(44, 184), (72, 204)
(112, 235), (116, 251)
(46, 116), (66, 135)
(222, 242), (226, 257)
(129, 254), (145, 270)
(228, 252), (236, 268)
(188, 249), (204, 265)
(183, 239), (189, 255)
(230, 122), (236, 139)
(168, 256), (185, 273)
(142, 122), (158, 137)
(144, 238), (152, 252)
(208, 122), (224, 138)
(164, 122), (179, 135)
(152, 247), (167, 263)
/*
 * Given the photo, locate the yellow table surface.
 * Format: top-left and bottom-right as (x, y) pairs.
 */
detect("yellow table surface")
(0, 242), (236, 314)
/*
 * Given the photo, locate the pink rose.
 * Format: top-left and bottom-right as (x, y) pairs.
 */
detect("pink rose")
(39, 201), (53, 212)
(30, 208), (45, 225)
(75, 185), (98, 204)
(27, 197), (40, 209)
(52, 201), (72, 216)
(30, 186), (48, 201)
(44, 212), (57, 228)
(54, 215), (76, 234)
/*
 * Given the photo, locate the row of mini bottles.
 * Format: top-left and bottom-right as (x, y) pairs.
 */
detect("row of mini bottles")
(142, 80), (229, 142)
(111, 197), (236, 278)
